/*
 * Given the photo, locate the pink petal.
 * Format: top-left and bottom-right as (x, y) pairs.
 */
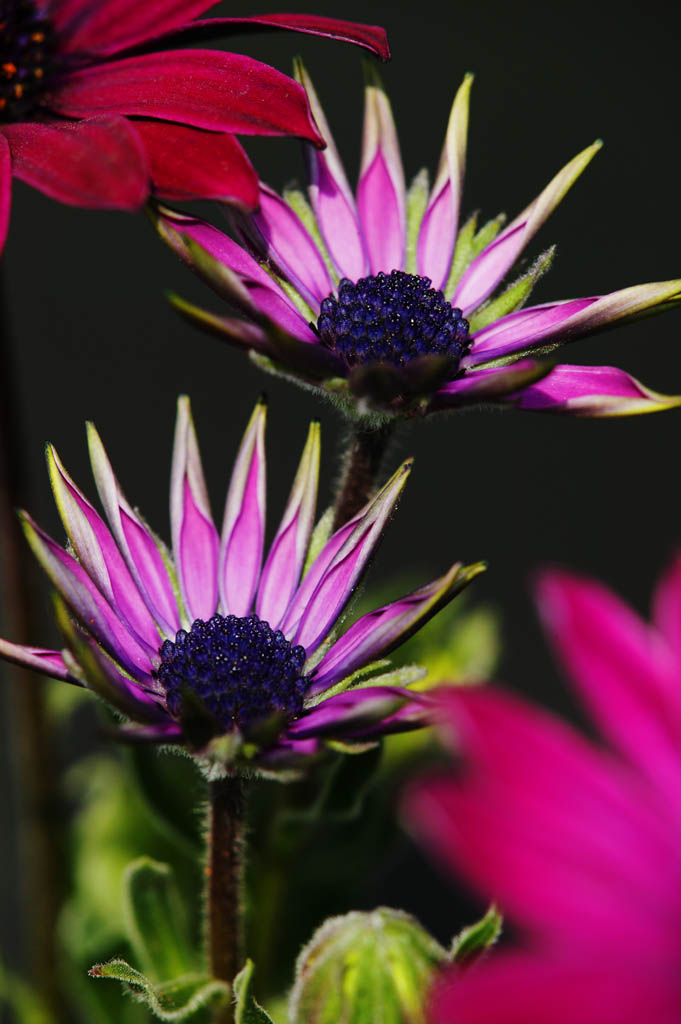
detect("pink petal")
(296, 60), (369, 280)
(0, 639), (79, 684)
(0, 134), (11, 253)
(52, 51), (323, 143)
(87, 422), (180, 637)
(170, 397), (219, 623)
(504, 364), (681, 416)
(288, 685), (412, 738)
(357, 69), (406, 274)
(465, 298), (597, 364)
(47, 445), (161, 654)
(2, 116), (148, 208)
(537, 571), (681, 810)
(453, 142), (601, 313)
(311, 560), (484, 692)
(49, 0), (215, 55)
(431, 955), (681, 1024)
(133, 121), (258, 208)
(417, 75), (471, 291)
(220, 401), (267, 617)
(652, 552), (681, 667)
(290, 461), (412, 653)
(257, 421), (320, 630)
(431, 359), (553, 408)
(249, 185), (332, 308)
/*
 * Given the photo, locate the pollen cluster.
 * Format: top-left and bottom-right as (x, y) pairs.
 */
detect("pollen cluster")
(316, 270), (470, 370)
(157, 613), (308, 734)
(0, 0), (54, 121)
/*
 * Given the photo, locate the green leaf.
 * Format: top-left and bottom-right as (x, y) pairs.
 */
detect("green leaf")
(405, 169), (430, 274)
(89, 960), (229, 1022)
(450, 905), (503, 966)
(123, 858), (199, 982)
(468, 246), (555, 332)
(290, 908), (446, 1024)
(233, 961), (275, 1024)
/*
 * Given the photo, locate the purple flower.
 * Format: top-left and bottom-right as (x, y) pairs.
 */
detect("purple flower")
(403, 561), (681, 1022)
(0, 1), (389, 252)
(0, 397), (483, 770)
(155, 65), (681, 418)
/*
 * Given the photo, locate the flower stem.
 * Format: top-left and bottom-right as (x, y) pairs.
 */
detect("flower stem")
(332, 420), (394, 530)
(0, 269), (66, 1017)
(208, 775), (246, 1023)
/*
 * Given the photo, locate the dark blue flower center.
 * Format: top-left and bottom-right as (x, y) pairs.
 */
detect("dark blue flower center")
(316, 270), (470, 370)
(156, 613), (308, 734)
(0, 1), (55, 121)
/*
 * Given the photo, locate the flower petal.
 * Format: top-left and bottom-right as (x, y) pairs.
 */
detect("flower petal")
(53, 51), (323, 143)
(453, 141), (601, 313)
(244, 184), (333, 308)
(295, 59), (369, 280)
(170, 397), (219, 623)
(219, 400), (267, 617)
(536, 571), (681, 808)
(86, 422), (180, 637)
(357, 66), (406, 274)
(133, 121), (258, 208)
(404, 687), (681, 953)
(20, 512), (154, 679)
(154, 14), (390, 61)
(310, 559), (485, 693)
(287, 685), (415, 738)
(287, 460), (412, 652)
(503, 364), (681, 417)
(47, 444), (161, 654)
(430, 359), (554, 409)
(0, 639), (79, 684)
(466, 279), (681, 365)
(50, 0), (215, 55)
(2, 116), (148, 208)
(256, 420), (320, 630)
(417, 74), (472, 291)
(0, 134), (11, 253)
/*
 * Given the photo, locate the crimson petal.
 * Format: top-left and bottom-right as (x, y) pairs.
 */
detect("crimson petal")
(133, 121), (259, 208)
(51, 0), (216, 56)
(0, 134), (11, 253)
(52, 51), (323, 143)
(2, 116), (148, 208)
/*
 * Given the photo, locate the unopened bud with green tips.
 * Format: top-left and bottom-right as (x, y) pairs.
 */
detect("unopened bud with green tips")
(289, 907), (447, 1024)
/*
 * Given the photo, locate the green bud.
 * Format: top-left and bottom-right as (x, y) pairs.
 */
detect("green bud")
(289, 908), (446, 1024)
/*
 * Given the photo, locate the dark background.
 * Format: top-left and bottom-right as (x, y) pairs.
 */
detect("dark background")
(2, 0), (681, 1006)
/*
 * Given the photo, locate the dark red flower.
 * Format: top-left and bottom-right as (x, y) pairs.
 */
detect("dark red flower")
(0, 0), (389, 249)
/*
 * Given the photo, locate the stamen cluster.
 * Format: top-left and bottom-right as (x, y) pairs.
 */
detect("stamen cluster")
(316, 270), (470, 370)
(157, 613), (308, 733)
(0, 0), (54, 121)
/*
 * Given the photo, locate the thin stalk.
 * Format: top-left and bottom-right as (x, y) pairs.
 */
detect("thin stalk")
(207, 775), (246, 1024)
(0, 269), (65, 1018)
(332, 420), (394, 530)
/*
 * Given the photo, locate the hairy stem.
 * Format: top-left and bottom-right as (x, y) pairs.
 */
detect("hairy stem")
(208, 775), (246, 1023)
(332, 420), (394, 530)
(0, 271), (65, 1018)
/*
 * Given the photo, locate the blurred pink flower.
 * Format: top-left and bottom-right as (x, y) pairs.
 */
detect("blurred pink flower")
(404, 558), (681, 1023)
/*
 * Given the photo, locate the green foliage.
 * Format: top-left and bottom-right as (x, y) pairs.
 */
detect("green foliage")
(450, 905), (503, 966)
(88, 960), (229, 1022)
(123, 858), (200, 982)
(0, 960), (55, 1024)
(289, 908), (446, 1024)
(233, 961), (276, 1024)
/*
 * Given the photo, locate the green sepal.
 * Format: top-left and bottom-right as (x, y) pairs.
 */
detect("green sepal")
(302, 507), (335, 578)
(289, 908), (447, 1024)
(283, 188), (339, 286)
(450, 905), (503, 966)
(123, 858), (198, 983)
(405, 169), (430, 274)
(445, 213), (477, 294)
(233, 960), (276, 1024)
(468, 246), (555, 332)
(88, 961), (229, 1022)
(471, 213), (506, 260)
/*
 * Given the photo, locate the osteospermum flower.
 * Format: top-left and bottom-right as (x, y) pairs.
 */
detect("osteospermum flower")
(155, 65), (681, 418)
(0, 2), (388, 252)
(0, 398), (482, 770)
(403, 561), (681, 1023)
